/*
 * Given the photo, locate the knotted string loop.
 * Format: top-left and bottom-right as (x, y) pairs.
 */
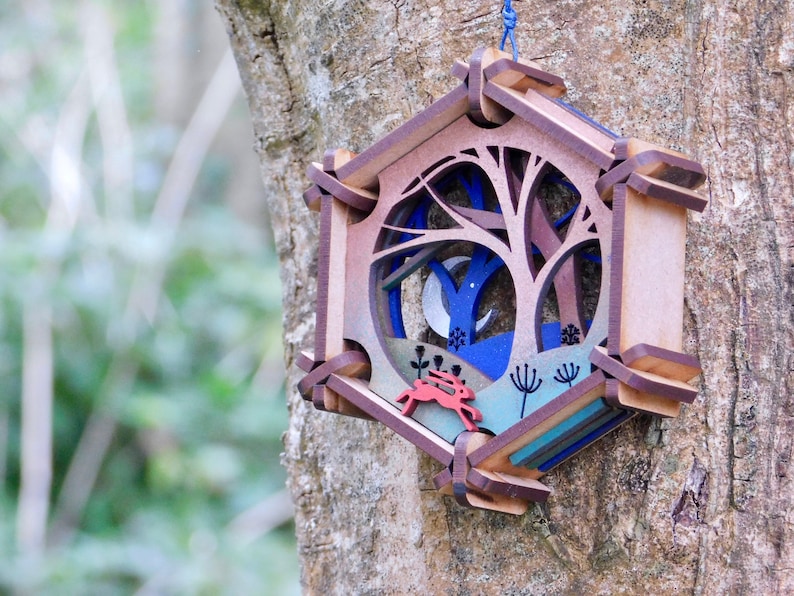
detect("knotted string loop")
(500, 0), (518, 61)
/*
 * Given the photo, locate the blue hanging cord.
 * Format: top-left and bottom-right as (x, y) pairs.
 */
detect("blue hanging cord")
(500, 0), (518, 61)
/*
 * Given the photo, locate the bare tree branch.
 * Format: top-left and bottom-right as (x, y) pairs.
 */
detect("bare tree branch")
(17, 301), (53, 558)
(48, 359), (138, 546)
(82, 3), (134, 222)
(124, 48), (241, 326)
(226, 488), (295, 546)
(18, 17), (97, 552)
(51, 41), (242, 546)
(0, 408), (7, 497)
(45, 70), (94, 232)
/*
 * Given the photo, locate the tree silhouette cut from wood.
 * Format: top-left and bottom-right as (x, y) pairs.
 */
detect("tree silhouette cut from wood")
(297, 47), (707, 514)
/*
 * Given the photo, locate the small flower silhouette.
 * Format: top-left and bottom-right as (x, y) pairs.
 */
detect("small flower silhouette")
(448, 327), (467, 351)
(560, 324), (581, 346)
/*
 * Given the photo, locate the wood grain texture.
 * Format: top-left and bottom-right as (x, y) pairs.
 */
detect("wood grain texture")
(595, 148), (705, 200)
(306, 163), (377, 212)
(451, 431), (531, 514)
(296, 350), (370, 399)
(467, 47), (510, 124)
(217, 0), (794, 593)
(467, 46), (566, 124)
(468, 370), (607, 470)
(590, 345), (698, 406)
(482, 56), (566, 98)
(336, 84), (470, 191)
(327, 374), (455, 466)
(621, 342), (702, 382)
(483, 82), (617, 170)
(627, 172), (708, 212)
(608, 183), (690, 357)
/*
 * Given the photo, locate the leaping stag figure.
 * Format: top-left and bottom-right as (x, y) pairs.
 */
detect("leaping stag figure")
(396, 369), (482, 431)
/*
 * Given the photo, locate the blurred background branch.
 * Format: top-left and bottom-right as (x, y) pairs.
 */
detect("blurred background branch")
(17, 301), (53, 558)
(0, 1), (297, 592)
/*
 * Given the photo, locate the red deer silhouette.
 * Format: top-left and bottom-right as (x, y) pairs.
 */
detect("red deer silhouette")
(396, 369), (482, 431)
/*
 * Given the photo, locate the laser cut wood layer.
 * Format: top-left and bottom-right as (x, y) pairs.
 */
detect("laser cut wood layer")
(297, 47), (706, 514)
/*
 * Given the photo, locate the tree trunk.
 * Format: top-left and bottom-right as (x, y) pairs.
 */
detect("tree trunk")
(215, 1), (793, 593)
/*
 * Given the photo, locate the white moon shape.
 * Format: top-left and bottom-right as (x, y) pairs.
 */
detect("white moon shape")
(422, 256), (496, 339)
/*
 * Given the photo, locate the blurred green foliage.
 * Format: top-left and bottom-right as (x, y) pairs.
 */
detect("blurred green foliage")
(0, 1), (298, 593)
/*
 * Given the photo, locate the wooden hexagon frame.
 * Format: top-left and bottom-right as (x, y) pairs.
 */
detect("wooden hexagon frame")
(297, 48), (706, 515)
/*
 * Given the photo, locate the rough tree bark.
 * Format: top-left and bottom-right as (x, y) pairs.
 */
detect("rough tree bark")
(215, 1), (793, 593)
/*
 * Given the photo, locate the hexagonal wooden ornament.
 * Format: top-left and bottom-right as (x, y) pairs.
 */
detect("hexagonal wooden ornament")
(297, 48), (706, 514)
